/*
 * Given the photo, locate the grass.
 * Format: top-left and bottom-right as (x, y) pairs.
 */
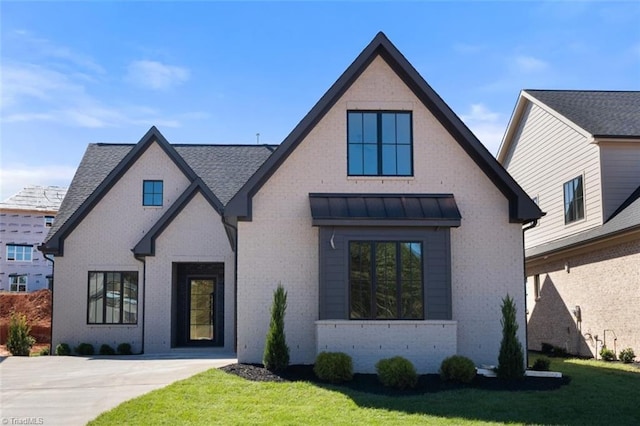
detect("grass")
(89, 355), (640, 426)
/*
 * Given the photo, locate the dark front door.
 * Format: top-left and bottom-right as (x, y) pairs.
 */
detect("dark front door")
(174, 263), (224, 347)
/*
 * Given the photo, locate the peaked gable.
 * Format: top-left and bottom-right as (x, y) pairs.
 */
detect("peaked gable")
(41, 127), (212, 255)
(226, 32), (540, 224)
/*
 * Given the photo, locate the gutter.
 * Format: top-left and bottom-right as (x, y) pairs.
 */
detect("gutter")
(40, 247), (55, 355)
(221, 214), (238, 354)
(521, 219), (539, 369)
(133, 254), (146, 354)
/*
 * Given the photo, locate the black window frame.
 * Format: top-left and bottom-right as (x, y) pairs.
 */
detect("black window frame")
(87, 271), (139, 325)
(348, 240), (424, 320)
(143, 180), (163, 206)
(563, 175), (584, 224)
(347, 111), (413, 177)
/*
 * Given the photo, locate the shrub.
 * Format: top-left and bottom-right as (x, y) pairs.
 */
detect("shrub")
(531, 356), (551, 371)
(55, 343), (71, 356)
(600, 346), (616, 362)
(497, 294), (525, 380)
(263, 284), (290, 372)
(375, 356), (418, 390)
(619, 348), (635, 364)
(440, 355), (476, 383)
(314, 352), (353, 383)
(6, 312), (36, 356)
(117, 343), (133, 355)
(541, 342), (568, 358)
(75, 343), (95, 356)
(99, 344), (116, 355)
(38, 346), (51, 356)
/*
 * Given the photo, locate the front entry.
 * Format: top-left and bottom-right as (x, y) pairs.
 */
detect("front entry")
(174, 263), (224, 347)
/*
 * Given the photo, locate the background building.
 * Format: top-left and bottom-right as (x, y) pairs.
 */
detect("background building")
(0, 185), (67, 292)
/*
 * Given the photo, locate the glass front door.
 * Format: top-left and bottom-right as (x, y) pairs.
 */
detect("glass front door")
(189, 278), (215, 341)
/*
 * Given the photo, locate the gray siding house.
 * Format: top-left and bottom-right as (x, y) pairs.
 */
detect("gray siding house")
(41, 33), (541, 372)
(1, 186), (67, 292)
(498, 90), (640, 358)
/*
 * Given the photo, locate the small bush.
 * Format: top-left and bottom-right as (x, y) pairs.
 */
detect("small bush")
(541, 342), (568, 358)
(6, 312), (36, 356)
(75, 343), (95, 356)
(531, 356), (551, 371)
(619, 348), (635, 364)
(99, 344), (116, 355)
(38, 347), (51, 356)
(314, 352), (353, 383)
(55, 343), (71, 356)
(375, 356), (418, 390)
(440, 355), (476, 383)
(117, 343), (133, 355)
(600, 346), (615, 362)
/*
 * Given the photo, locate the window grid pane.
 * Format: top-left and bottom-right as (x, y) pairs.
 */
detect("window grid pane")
(350, 242), (372, 319)
(143, 180), (163, 206)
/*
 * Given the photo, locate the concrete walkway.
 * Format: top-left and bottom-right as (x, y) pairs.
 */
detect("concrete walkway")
(0, 351), (236, 425)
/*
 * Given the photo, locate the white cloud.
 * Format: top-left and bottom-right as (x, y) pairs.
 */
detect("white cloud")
(0, 165), (77, 201)
(460, 104), (507, 156)
(125, 60), (190, 90)
(513, 55), (549, 73)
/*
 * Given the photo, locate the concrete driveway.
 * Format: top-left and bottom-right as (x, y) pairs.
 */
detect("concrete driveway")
(0, 351), (236, 425)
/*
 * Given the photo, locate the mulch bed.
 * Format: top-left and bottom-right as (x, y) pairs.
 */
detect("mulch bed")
(220, 363), (570, 395)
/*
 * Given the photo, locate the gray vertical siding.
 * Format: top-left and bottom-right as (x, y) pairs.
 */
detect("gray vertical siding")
(318, 227), (452, 320)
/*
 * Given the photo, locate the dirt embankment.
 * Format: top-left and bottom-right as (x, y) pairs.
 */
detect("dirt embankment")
(0, 289), (52, 347)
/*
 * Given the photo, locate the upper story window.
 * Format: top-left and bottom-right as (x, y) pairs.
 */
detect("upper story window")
(143, 180), (163, 206)
(7, 244), (33, 262)
(44, 215), (54, 227)
(349, 241), (423, 319)
(347, 111), (413, 176)
(563, 176), (584, 224)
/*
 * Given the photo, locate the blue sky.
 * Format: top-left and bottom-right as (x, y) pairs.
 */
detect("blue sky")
(1, 1), (639, 199)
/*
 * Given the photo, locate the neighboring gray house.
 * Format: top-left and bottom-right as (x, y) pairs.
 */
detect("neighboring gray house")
(0, 186), (67, 292)
(498, 90), (640, 358)
(41, 33), (541, 372)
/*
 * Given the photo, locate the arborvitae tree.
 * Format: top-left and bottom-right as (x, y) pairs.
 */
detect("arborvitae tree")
(263, 284), (290, 371)
(497, 294), (525, 379)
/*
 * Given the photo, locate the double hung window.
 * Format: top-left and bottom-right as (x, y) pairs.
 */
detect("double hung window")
(563, 176), (584, 224)
(10, 275), (27, 292)
(7, 244), (32, 262)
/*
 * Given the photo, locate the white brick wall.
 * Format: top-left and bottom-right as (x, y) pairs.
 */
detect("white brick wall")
(316, 320), (457, 373)
(237, 56), (526, 369)
(52, 142), (190, 353)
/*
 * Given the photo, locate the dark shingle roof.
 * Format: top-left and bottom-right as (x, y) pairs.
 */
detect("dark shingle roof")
(525, 90), (640, 137)
(45, 142), (275, 245)
(526, 184), (640, 258)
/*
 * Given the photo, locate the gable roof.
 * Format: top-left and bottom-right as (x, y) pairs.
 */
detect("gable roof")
(527, 184), (640, 259)
(525, 90), (640, 138)
(41, 127), (274, 255)
(498, 90), (640, 163)
(226, 32), (541, 224)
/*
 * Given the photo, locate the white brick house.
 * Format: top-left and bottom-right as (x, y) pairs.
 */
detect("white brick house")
(41, 33), (540, 372)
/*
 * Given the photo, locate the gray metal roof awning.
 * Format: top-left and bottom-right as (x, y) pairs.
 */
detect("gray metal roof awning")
(309, 193), (461, 227)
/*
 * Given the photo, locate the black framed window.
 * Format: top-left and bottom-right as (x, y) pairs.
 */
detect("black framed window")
(44, 215), (55, 227)
(6, 244), (32, 262)
(143, 180), (163, 206)
(349, 241), (423, 319)
(348, 111), (412, 176)
(563, 176), (584, 224)
(88, 271), (138, 324)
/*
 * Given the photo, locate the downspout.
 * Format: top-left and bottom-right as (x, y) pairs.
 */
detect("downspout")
(41, 249), (55, 355)
(221, 214), (238, 354)
(521, 219), (538, 369)
(134, 254), (146, 354)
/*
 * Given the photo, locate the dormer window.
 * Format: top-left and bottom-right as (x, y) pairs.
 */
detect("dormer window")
(347, 111), (413, 176)
(143, 180), (163, 206)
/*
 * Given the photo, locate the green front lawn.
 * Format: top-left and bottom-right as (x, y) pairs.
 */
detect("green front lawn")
(90, 356), (640, 425)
